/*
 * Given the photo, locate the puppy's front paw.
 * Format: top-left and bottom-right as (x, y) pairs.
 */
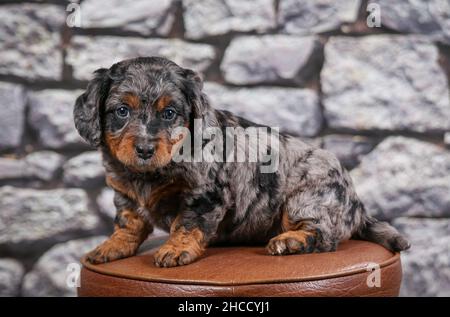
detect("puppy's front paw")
(86, 239), (137, 264)
(153, 244), (199, 268)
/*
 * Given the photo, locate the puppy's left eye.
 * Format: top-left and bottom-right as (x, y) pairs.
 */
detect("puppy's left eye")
(161, 108), (177, 121)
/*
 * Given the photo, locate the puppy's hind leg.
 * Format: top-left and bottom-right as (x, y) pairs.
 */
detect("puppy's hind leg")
(266, 211), (324, 255)
(266, 203), (337, 256)
(266, 229), (320, 256)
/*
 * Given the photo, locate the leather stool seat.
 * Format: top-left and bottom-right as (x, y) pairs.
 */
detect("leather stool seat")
(78, 236), (402, 297)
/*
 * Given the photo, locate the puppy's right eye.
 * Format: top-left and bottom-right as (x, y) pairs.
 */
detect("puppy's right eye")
(116, 106), (130, 118)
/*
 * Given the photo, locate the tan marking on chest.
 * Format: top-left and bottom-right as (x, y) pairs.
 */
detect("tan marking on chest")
(106, 175), (139, 203)
(107, 175), (187, 210)
(146, 181), (187, 210)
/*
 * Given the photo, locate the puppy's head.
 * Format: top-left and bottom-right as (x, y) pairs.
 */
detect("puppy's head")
(74, 56), (205, 172)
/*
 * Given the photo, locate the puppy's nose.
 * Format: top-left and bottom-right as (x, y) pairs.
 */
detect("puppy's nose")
(135, 144), (155, 160)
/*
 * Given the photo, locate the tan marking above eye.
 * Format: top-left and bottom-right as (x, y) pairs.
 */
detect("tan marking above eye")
(155, 95), (172, 111)
(122, 93), (140, 109)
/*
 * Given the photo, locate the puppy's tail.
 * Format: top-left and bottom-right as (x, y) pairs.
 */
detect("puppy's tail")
(354, 216), (411, 252)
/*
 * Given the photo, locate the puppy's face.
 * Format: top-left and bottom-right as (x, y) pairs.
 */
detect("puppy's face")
(104, 66), (192, 172)
(74, 57), (204, 172)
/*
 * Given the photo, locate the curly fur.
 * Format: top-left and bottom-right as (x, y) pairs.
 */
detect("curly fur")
(74, 57), (410, 268)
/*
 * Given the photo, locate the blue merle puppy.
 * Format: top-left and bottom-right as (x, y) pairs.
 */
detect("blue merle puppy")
(74, 56), (410, 268)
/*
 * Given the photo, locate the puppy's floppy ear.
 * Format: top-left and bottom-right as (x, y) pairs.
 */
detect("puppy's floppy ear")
(74, 68), (111, 147)
(182, 68), (207, 119)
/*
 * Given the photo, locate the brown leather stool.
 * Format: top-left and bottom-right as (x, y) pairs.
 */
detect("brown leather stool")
(78, 236), (402, 297)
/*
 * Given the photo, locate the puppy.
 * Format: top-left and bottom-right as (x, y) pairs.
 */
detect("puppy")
(74, 56), (410, 268)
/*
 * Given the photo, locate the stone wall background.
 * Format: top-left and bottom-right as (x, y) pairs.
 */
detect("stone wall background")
(0, 0), (449, 297)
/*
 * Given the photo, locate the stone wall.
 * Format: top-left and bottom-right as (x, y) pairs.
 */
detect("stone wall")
(0, 0), (449, 297)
